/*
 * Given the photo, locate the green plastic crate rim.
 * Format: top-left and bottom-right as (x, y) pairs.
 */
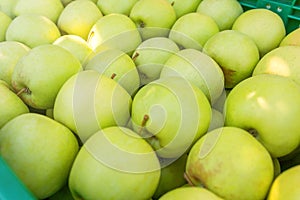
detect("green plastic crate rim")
(0, 156), (36, 200)
(238, 0), (300, 33)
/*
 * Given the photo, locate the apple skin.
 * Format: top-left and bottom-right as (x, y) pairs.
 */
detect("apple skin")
(6, 14), (61, 48)
(0, 41), (30, 87)
(158, 187), (223, 200)
(129, 0), (177, 40)
(13, 0), (64, 23)
(224, 74), (300, 158)
(131, 76), (211, 158)
(166, 0), (202, 18)
(87, 13), (142, 55)
(53, 34), (93, 65)
(57, 0), (103, 40)
(160, 48), (225, 104)
(185, 126), (274, 200)
(232, 8), (286, 57)
(53, 70), (132, 143)
(203, 29), (260, 89)
(168, 12), (220, 51)
(267, 165), (300, 200)
(0, 11), (11, 42)
(131, 37), (180, 86)
(252, 45), (300, 86)
(11, 44), (82, 110)
(84, 48), (140, 96)
(0, 80), (29, 128)
(68, 126), (161, 200)
(0, 113), (79, 199)
(196, 0), (243, 30)
(280, 28), (300, 46)
(96, 0), (139, 15)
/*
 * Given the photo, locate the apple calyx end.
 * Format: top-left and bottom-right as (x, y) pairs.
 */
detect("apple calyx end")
(248, 128), (259, 138)
(16, 87), (31, 96)
(171, 1), (175, 6)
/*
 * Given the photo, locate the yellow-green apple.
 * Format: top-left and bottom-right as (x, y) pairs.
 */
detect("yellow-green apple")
(13, 0), (64, 23)
(280, 27), (300, 46)
(131, 76), (211, 158)
(203, 30), (260, 89)
(0, 113), (79, 199)
(68, 126), (161, 200)
(53, 70), (132, 143)
(207, 108), (224, 132)
(267, 165), (300, 200)
(0, 80), (29, 128)
(232, 8), (286, 57)
(168, 12), (219, 50)
(53, 34), (93, 65)
(84, 48), (140, 96)
(152, 154), (188, 199)
(131, 37), (180, 86)
(87, 13), (142, 55)
(224, 74), (300, 157)
(6, 14), (61, 48)
(0, 41), (30, 87)
(96, 0), (139, 15)
(0, 0), (18, 18)
(0, 11), (11, 42)
(57, 0), (103, 40)
(197, 0), (243, 30)
(159, 187), (223, 200)
(11, 44), (82, 109)
(129, 0), (177, 40)
(166, 0), (202, 18)
(252, 45), (300, 85)
(185, 126), (274, 200)
(160, 48), (225, 104)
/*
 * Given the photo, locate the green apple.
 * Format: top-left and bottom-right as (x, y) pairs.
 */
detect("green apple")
(252, 45), (300, 86)
(267, 165), (300, 200)
(6, 14), (61, 48)
(53, 34), (93, 65)
(131, 37), (180, 86)
(207, 108), (224, 132)
(13, 0), (64, 23)
(0, 80), (29, 128)
(152, 154), (188, 199)
(232, 8), (286, 57)
(168, 12), (219, 50)
(203, 30), (260, 89)
(0, 11), (11, 42)
(280, 27), (300, 46)
(160, 48), (225, 104)
(68, 126), (161, 200)
(84, 48), (140, 96)
(0, 0), (18, 18)
(224, 74), (300, 158)
(11, 44), (82, 109)
(185, 126), (274, 200)
(87, 13), (142, 55)
(96, 0), (139, 15)
(0, 113), (79, 199)
(57, 0), (103, 40)
(166, 0), (202, 18)
(0, 41), (30, 87)
(159, 187), (222, 200)
(131, 76), (211, 158)
(53, 70), (132, 143)
(129, 0), (177, 40)
(196, 0), (243, 30)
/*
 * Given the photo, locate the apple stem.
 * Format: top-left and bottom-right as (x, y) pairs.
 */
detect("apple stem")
(171, 1), (175, 6)
(184, 172), (195, 186)
(111, 73), (117, 79)
(132, 52), (139, 61)
(138, 114), (149, 136)
(16, 87), (31, 96)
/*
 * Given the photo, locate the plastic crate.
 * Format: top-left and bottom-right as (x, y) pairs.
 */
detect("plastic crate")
(0, 156), (36, 200)
(238, 0), (300, 33)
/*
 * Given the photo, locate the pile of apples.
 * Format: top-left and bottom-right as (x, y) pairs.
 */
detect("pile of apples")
(1, 0), (300, 199)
